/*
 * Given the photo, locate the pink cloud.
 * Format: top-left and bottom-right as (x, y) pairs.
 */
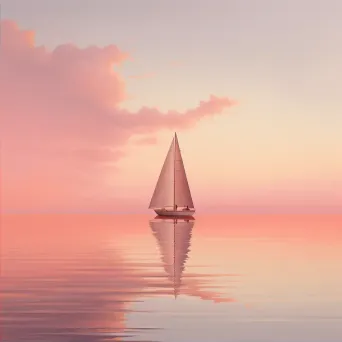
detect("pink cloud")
(0, 20), (235, 212)
(128, 72), (156, 79)
(134, 136), (158, 145)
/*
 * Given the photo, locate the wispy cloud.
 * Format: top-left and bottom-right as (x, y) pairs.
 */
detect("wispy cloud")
(134, 136), (158, 145)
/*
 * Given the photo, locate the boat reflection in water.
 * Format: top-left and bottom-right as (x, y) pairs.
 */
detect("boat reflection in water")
(150, 215), (194, 298)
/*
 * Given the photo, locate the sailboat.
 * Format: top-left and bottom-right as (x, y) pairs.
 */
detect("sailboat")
(149, 133), (195, 217)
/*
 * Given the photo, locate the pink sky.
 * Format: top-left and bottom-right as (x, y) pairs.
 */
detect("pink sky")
(0, 20), (234, 213)
(1, 17), (341, 213)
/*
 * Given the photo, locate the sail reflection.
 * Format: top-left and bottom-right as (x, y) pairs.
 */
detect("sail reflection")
(150, 216), (194, 298)
(150, 216), (236, 303)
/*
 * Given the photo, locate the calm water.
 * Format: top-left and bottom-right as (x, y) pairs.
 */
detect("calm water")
(1, 214), (342, 342)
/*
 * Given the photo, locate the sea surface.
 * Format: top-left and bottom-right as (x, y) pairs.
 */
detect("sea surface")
(1, 214), (342, 342)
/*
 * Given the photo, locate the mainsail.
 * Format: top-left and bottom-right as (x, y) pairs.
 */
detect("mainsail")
(149, 133), (194, 209)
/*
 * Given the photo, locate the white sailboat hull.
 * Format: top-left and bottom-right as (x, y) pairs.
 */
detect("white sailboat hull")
(154, 209), (196, 217)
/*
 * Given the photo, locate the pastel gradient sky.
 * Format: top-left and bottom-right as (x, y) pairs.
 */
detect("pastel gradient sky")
(1, 0), (341, 213)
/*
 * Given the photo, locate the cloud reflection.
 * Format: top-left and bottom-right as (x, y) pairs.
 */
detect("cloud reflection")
(0, 214), (235, 341)
(0, 215), (160, 342)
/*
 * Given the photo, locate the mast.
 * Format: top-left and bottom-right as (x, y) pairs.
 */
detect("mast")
(173, 132), (176, 210)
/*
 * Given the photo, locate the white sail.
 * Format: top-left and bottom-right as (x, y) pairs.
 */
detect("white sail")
(174, 134), (194, 208)
(149, 137), (175, 208)
(149, 133), (194, 209)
